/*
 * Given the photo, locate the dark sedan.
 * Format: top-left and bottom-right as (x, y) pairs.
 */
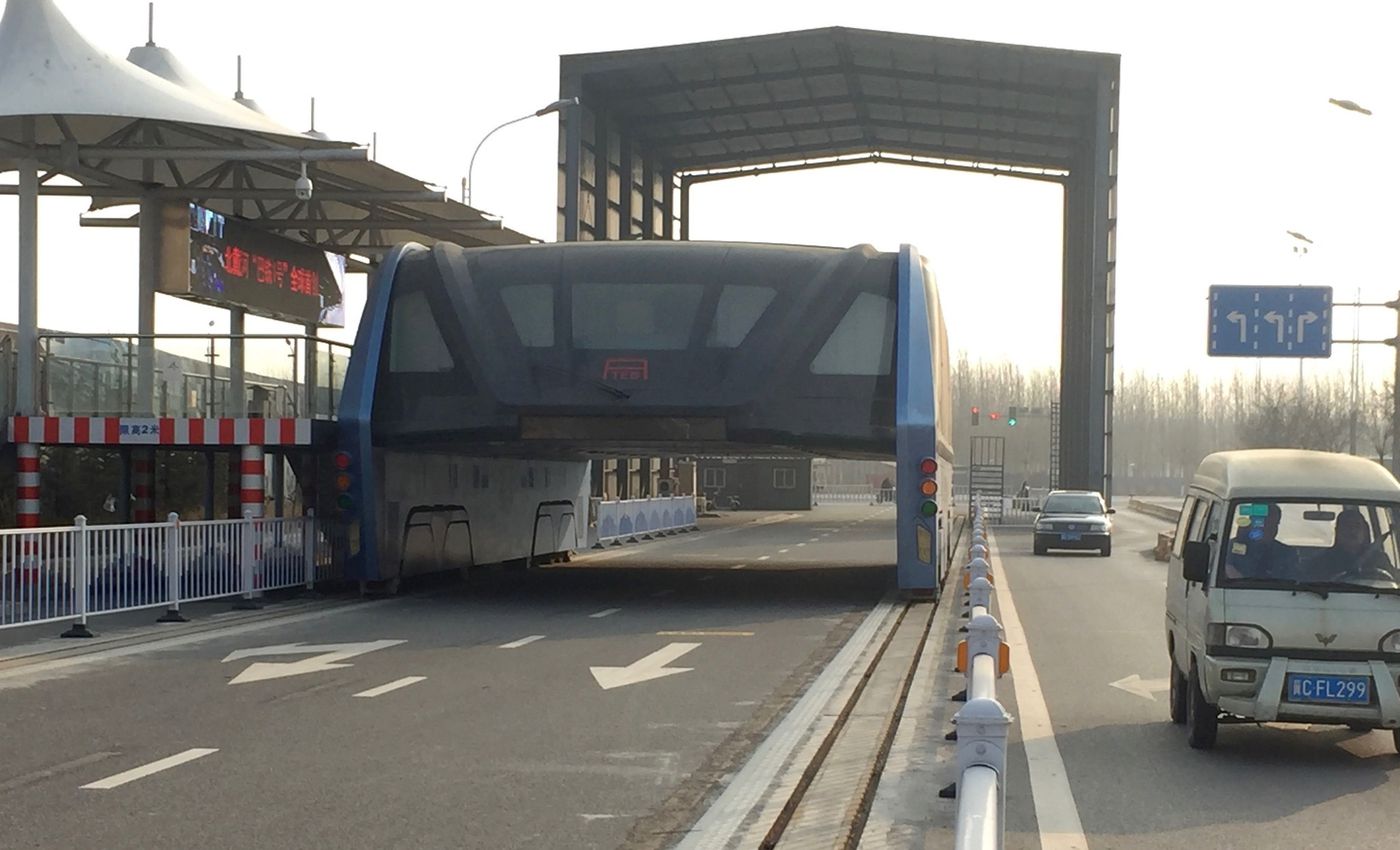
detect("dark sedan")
(1033, 490), (1114, 556)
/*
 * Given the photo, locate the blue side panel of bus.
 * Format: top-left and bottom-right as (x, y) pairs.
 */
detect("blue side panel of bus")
(895, 243), (939, 594)
(337, 242), (425, 581)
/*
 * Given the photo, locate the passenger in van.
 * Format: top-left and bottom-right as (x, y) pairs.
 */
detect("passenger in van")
(1305, 509), (1397, 581)
(1223, 503), (1298, 580)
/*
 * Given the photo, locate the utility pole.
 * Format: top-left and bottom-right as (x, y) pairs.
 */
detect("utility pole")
(1391, 291), (1400, 477)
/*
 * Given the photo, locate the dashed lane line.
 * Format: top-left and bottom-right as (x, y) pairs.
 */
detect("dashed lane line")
(589, 608), (622, 619)
(499, 635), (546, 649)
(81, 748), (218, 790)
(353, 676), (427, 698)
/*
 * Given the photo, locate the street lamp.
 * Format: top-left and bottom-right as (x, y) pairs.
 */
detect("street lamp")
(463, 97), (580, 207)
(1329, 97), (1373, 116)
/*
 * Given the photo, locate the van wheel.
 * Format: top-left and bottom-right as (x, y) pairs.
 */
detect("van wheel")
(1186, 662), (1218, 750)
(1169, 661), (1188, 725)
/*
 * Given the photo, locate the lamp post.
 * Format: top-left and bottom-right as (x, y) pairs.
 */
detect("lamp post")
(463, 97), (579, 207)
(1329, 97), (1397, 471)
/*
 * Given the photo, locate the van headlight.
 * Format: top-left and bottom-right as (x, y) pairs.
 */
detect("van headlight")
(1380, 630), (1400, 655)
(1207, 623), (1273, 649)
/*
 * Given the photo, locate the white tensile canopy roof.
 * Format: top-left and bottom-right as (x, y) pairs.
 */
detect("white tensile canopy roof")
(0, 0), (535, 254)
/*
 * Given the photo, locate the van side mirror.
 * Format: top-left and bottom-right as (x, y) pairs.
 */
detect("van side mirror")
(1182, 541), (1211, 584)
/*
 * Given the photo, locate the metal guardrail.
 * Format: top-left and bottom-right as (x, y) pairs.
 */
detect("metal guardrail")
(0, 511), (336, 635)
(812, 484), (893, 505)
(592, 496), (699, 547)
(945, 497), (1014, 850)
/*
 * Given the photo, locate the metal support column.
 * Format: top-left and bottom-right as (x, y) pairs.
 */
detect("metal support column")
(678, 176), (690, 241)
(137, 194), (160, 416)
(204, 450), (216, 520)
(304, 323), (318, 417)
(17, 151), (39, 415)
(228, 308), (246, 416)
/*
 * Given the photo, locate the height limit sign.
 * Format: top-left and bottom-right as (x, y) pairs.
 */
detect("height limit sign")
(1208, 285), (1332, 358)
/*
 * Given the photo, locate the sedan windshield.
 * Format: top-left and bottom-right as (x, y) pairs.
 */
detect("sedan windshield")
(1041, 494), (1104, 515)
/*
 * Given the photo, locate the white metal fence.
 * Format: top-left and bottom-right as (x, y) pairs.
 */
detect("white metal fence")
(593, 496), (699, 546)
(0, 511), (336, 634)
(811, 484), (892, 504)
(947, 497), (1014, 850)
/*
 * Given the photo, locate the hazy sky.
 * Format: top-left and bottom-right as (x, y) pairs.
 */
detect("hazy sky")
(1, 0), (1396, 386)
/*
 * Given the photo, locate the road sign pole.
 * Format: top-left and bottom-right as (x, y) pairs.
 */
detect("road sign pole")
(1392, 292), (1400, 477)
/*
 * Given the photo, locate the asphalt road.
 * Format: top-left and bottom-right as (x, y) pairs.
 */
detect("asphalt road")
(0, 505), (896, 850)
(995, 508), (1400, 850)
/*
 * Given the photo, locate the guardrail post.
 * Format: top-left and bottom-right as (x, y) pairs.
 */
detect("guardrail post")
(943, 696), (1013, 819)
(233, 507), (262, 610)
(303, 508), (317, 591)
(965, 611), (1003, 670)
(60, 515), (94, 638)
(157, 512), (188, 623)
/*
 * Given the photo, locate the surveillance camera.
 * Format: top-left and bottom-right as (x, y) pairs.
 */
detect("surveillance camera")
(294, 162), (313, 200)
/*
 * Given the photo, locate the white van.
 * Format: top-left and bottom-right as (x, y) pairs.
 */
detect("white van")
(1165, 449), (1400, 750)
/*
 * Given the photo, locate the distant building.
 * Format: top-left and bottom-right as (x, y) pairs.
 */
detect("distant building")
(696, 457), (812, 511)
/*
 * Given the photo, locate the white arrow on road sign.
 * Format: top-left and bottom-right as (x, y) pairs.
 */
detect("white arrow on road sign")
(1109, 674), (1170, 701)
(222, 640), (405, 685)
(1263, 310), (1286, 343)
(1297, 311), (1318, 342)
(1226, 310), (1247, 343)
(590, 642), (700, 690)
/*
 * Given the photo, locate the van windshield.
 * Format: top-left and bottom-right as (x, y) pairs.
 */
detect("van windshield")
(1217, 500), (1400, 593)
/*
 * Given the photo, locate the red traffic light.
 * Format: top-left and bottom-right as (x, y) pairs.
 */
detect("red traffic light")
(919, 457), (937, 475)
(989, 412), (1000, 421)
(971, 406), (980, 414)
(333, 451), (352, 470)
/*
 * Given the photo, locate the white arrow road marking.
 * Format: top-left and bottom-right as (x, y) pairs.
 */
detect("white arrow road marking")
(81, 748), (218, 790)
(590, 642), (700, 690)
(1109, 674), (1171, 701)
(222, 640), (404, 685)
(1263, 310), (1285, 343)
(1297, 310), (1319, 342)
(353, 676), (426, 698)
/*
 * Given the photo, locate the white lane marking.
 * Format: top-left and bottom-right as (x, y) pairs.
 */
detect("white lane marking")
(590, 608), (622, 619)
(81, 748), (218, 790)
(652, 589), (675, 598)
(756, 555), (771, 562)
(353, 676), (427, 698)
(989, 534), (1088, 850)
(672, 597), (899, 849)
(795, 543), (806, 548)
(590, 642), (701, 690)
(730, 564), (747, 570)
(808, 537), (820, 542)
(0, 604), (373, 690)
(698, 575), (716, 582)
(778, 549), (790, 554)
(223, 640), (405, 685)
(499, 635), (546, 649)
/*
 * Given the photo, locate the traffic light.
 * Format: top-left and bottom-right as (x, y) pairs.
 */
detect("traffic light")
(989, 412), (1000, 422)
(333, 450), (354, 513)
(1008, 406), (1018, 427)
(917, 456), (939, 517)
(971, 406), (980, 426)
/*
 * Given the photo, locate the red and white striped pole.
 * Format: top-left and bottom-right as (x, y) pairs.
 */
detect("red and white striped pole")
(240, 444), (264, 519)
(16, 443), (40, 528)
(132, 449), (155, 523)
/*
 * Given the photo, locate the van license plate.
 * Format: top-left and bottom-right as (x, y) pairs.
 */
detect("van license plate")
(1060, 532), (1081, 541)
(1285, 674), (1370, 705)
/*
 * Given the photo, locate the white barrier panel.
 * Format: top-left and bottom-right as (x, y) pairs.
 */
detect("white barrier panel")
(595, 496), (698, 546)
(0, 513), (332, 634)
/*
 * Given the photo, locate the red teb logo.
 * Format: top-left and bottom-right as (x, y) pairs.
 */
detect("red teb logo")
(602, 357), (649, 381)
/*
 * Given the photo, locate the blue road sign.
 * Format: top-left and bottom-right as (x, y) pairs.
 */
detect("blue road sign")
(1208, 285), (1332, 358)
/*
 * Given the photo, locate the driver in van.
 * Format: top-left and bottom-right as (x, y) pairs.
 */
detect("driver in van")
(1224, 502), (1298, 580)
(1306, 508), (1396, 581)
